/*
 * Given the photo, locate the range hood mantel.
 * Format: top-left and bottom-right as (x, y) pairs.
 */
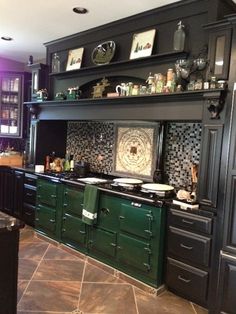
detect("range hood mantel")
(25, 89), (225, 121)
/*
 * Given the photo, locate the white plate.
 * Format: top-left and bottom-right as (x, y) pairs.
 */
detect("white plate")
(113, 178), (143, 185)
(141, 183), (174, 191)
(77, 177), (107, 184)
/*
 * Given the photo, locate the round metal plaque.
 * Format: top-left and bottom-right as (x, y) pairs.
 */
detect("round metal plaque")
(91, 41), (116, 65)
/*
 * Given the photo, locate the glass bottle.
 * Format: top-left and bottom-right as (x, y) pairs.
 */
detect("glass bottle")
(173, 21), (186, 51)
(51, 53), (60, 73)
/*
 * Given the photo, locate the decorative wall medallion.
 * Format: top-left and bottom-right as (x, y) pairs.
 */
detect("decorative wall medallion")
(113, 123), (157, 179)
(91, 41), (116, 65)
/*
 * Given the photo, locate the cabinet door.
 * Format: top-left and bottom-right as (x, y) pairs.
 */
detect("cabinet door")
(89, 227), (117, 259)
(2, 169), (13, 214)
(119, 203), (154, 239)
(117, 233), (151, 273)
(63, 186), (84, 217)
(13, 170), (24, 218)
(168, 226), (211, 267)
(36, 204), (56, 234)
(167, 257), (208, 305)
(61, 213), (86, 250)
(0, 73), (25, 138)
(37, 179), (58, 207)
(217, 254), (236, 314)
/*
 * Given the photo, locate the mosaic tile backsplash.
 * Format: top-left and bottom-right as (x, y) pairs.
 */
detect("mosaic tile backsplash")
(66, 121), (202, 189)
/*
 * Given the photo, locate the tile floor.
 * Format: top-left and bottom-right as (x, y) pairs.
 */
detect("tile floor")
(17, 226), (209, 314)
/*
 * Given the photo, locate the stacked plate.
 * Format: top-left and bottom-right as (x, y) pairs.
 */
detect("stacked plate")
(141, 183), (174, 196)
(113, 178), (143, 189)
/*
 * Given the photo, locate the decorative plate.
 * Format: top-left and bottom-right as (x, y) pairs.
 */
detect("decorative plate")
(141, 183), (174, 191)
(91, 41), (116, 65)
(113, 178), (143, 185)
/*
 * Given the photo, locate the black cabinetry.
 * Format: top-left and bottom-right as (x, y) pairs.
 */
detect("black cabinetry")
(166, 207), (214, 307)
(23, 172), (37, 226)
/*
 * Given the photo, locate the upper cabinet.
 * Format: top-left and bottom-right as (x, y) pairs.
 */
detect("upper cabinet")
(0, 72), (28, 138)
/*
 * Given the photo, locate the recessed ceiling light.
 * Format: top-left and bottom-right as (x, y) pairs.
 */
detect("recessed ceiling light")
(73, 7), (88, 14)
(1, 36), (13, 41)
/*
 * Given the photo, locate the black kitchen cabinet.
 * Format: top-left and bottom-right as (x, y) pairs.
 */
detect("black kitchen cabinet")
(217, 254), (236, 314)
(166, 206), (214, 307)
(12, 170), (24, 218)
(23, 172), (37, 226)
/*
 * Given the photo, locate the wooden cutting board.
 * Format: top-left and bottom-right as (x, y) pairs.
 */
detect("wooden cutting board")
(0, 154), (23, 166)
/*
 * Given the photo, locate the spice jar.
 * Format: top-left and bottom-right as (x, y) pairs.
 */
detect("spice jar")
(132, 85), (139, 96)
(210, 76), (217, 89)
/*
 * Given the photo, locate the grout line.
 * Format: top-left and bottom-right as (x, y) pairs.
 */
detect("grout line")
(76, 256), (87, 311)
(17, 238), (51, 307)
(190, 301), (198, 314)
(132, 285), (140, 314)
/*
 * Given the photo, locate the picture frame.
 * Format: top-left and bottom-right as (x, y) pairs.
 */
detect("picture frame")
(129, 29), (156, 60)
(112, 122), (158, 180)
(66, 47), (84, 71)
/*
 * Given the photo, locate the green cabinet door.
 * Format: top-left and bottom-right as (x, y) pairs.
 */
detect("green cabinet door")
(117, 233), (151, 273)
(37, 179), (58, 207)
(36, 204), (56, 234)
(119, 203), (154, 239)
(63, 186), (84, 217)
(89, 227), (117, 259)
(61, 213), (87, 250)
(97, 193), (121, 232)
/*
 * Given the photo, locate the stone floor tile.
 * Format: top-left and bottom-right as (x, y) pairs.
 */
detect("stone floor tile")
(135, 288), (195, 314)
(43, 245), (80, 260)
(17, 280), (29, 302)
(18, 259), (39, 280)
(79, 282), (137, 313)
(192, 303), (209, 313)
(19, 242), (49, 260)
(83, 263), (124, 283)
(17, 280), (81, 312)
(32, 259), (85, 281)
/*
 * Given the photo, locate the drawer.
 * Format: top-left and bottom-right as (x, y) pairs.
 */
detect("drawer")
(23, 203), (35, 227)
(168, 226), (211, 267)
(166, 257), (208, 304)
(24, 173), (37, 186)
(169, 208), (213, 235)
(24, 187), (36, 205)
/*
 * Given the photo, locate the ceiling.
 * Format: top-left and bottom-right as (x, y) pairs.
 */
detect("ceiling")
(0, 0), (181, 64)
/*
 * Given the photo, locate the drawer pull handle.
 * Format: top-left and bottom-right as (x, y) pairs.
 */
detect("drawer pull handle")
(79, 230), (86, 234)
(26, 192), (33, 197)
(110, 242), (116, 247)
(25, 212), (32, 216)
(101, 207), (110, 215)
(119, 215), (125, 219)
(178, 275), (191, 283)
(180, 243), (193, 250)
(49, 219), (56, 223)
(182, 219), (194, 225)
(35, 218), (39, 221)
(51, 194), (57, 198)
(143, 263), (151, 271)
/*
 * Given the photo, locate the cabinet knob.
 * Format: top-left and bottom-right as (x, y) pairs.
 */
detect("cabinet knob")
(180, 243), (193, 250)
(178, 275), (191, 283)
(62, 228), (66, 232)
(35, 218), (39, 221)
(182, 219), (194, 225)
(143, 263), (151, 271)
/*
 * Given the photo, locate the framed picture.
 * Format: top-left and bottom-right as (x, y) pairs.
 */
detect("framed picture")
(129, 29), (156, 60)
(112, 123), (158, 180)
(66, 47), (84, 71)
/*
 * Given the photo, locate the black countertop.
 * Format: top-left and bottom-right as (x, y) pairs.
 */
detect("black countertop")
(0, 211), (24, 233)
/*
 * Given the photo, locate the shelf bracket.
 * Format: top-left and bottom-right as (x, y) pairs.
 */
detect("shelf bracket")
(204, 90), (226, 119)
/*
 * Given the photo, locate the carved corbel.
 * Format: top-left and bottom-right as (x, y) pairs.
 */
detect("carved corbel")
(204, 90), (226, 119)
(28, 104), (40, 120)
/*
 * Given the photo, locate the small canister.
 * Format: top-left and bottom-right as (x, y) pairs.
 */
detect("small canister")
(127, 82), (133, 96)
(210, 76), (217, 89)
(132, 85), (139, 96)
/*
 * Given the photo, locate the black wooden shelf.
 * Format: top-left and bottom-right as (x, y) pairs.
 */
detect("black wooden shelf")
(24, 89), (225, 122)
(49, 51), (189, 78)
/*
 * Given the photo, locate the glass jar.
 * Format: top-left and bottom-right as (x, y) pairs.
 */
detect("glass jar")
(210, 76), (217, 89)
(132, 85), (139, 96)
(51, 53), (61, 73)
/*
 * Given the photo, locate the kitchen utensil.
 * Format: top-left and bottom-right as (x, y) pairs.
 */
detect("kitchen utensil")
(74, 161), (90, 177)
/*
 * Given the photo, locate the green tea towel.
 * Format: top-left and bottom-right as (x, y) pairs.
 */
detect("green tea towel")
(82, 184), (99, 225)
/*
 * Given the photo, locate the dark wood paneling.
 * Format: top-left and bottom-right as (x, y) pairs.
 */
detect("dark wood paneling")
(198, 124), (223, 208)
